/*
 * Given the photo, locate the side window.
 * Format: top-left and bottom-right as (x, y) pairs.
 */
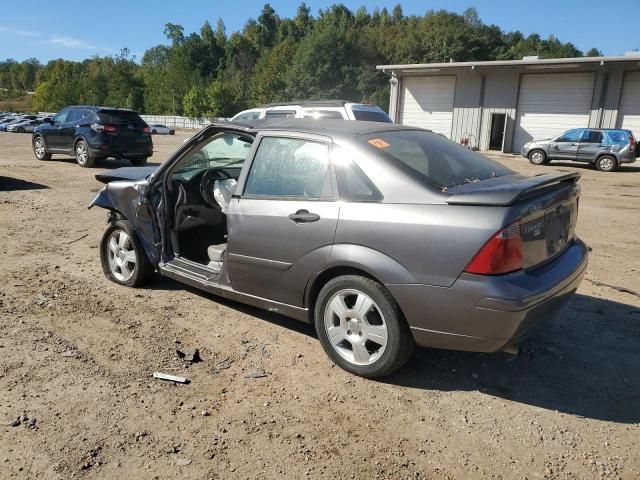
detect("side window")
(52, 109), (70, 124)
(604, 131), (627, 145)
(301, 109), (346, 120)
(581, 130), (603, 144)
(335, 157), (382, 202)
(556, 129), (583, 143)
(264, 110), (297, 119)
(244, 137), (331, 198)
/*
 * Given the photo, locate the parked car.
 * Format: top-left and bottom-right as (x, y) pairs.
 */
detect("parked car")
(32, 106), (153, 168)
(149, 124), (175, 135)
(231, 100), (392, 123)
(7, 117), (44, 133)
(89, 119), (588, 378)
(0, 116), (21, 131)
(521, 128), (638, 172)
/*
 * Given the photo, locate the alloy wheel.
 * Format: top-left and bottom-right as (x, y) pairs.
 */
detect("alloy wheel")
(34, 138), (45, 159)
(107, 230), (137, 282)
(323, 289), (388, 366)
(530, 151), (544, 164)
(599, 157), (613, 171)
(76, 142), (88, 165)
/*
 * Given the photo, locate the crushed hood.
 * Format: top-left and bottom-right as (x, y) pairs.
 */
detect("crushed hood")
(95, 166), (158, 184)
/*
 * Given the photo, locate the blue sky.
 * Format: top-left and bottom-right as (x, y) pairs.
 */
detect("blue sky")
(1, 0), (637, 62)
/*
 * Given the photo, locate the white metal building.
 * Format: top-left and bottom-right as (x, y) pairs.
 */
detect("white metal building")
(377, 55), (640, 153)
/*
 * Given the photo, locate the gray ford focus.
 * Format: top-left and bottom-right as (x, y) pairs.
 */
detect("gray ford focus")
(89, 120), (588, 378)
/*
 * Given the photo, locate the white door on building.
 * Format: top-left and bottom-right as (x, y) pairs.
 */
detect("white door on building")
(513, 72), (595, 152)
(616, 71), (640, 135)
(399, 76), (456, 137)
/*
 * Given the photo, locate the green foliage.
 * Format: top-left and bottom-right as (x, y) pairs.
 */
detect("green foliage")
(1, 4), (598, 116)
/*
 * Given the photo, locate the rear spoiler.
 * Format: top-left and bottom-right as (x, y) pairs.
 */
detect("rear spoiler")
(446, 172), (581, 206)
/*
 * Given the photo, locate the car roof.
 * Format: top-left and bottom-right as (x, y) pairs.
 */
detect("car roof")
(229, 118), (422, 139)
(261, 100), (379, 108)
(62, 105), (140, 113)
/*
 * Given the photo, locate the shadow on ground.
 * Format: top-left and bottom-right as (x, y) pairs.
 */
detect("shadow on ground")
(149, 274), (640, 423)
(387, 293), (640, 424)
(0, 176), (49, 191)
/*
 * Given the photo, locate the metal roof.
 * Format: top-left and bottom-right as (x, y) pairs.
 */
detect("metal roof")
(377, 55), (640, 73)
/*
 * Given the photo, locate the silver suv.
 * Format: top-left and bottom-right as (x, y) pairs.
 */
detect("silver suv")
(521, 128), (637, 172)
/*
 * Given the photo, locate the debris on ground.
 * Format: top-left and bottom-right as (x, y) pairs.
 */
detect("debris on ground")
(176, 348), (201, 363)
(244, 369), (268, 379)
(153, 372), (189, 384)
(212, 357), (233, 374)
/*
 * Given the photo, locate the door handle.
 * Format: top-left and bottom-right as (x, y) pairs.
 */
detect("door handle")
(570, 143), (578, 146)
(288, 209), (320, 223)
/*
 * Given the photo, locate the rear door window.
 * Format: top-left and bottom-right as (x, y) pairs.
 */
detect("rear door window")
(244, 137), (332, 198)
(581, 130), (603, 144)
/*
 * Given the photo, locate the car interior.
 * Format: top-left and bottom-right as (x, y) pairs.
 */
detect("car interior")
(165, 131), (254, 269)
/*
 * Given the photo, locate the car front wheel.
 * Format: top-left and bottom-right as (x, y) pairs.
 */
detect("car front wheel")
(33, 136), (52, 160)
(314, 275), (414, 378)
(100, 220), (154, 287)
(528, 149), (548, 165)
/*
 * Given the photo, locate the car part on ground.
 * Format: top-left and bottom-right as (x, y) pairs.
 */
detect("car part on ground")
(89, 119), (588, 378)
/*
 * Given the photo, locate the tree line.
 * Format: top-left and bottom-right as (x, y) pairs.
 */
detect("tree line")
(0, 4), (602, 117)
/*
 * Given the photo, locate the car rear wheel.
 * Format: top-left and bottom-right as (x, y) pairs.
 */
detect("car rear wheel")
(130, 157), (148, 166)
(169, 130), (175, 135)
(100, 220), (154, 287)
(595, 155), (617, 172)
(17, 127), (24, 133)
(528, 150), (548, 165)
(75, 139), (95, 168)
(33, 136), (52, 160)
(314, 275), (414, 378)
(151, 129), (157, 134)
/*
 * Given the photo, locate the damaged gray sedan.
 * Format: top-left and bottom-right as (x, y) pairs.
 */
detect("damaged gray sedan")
(90, 120), (588, 378)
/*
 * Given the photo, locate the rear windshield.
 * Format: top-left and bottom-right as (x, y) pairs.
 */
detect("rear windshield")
(362, 130), (513, 190)
(352, 109), (392, 123)
(98, 110), (145, 126)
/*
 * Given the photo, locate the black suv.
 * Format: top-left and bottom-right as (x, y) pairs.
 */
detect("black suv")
(32, 106), (153, 168)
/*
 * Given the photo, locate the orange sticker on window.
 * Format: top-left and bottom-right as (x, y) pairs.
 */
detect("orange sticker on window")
(368, 138), (390, 149)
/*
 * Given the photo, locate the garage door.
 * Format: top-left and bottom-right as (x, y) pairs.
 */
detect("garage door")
(399, 76), (455, 137)
(513, 73), (595, 151)
(616, 71), (640, 135)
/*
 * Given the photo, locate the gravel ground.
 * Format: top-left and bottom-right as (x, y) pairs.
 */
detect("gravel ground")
(1, 130), (639, 480)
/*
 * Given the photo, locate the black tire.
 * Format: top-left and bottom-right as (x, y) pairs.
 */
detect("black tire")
(314, 275), (415, 378)
(169, 130), (175, 135)
(32, 135), (52, 160)
(130, 157), (148, 166)
(18, 127), (24, 133)
(595, 155), (618, 172)
(75, 139), (95, 168)
(151, 130), (157, 134)
(100, 220), (154, 288)
(528, 149), (549, 165)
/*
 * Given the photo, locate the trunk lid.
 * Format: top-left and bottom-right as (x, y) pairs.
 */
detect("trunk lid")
(448, 172), (581, 269)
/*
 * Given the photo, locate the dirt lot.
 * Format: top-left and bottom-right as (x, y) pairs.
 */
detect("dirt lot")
(1, 130), (639, 480)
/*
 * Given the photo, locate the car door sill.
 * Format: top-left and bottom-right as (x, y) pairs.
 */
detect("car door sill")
(160, 257), (310, 323)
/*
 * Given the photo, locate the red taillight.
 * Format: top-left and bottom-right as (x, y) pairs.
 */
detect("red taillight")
(630, 134), (636, 152)
(464, 223), (523, 275)
(91, 123), (117, 133)
(142, 126), (150, 134)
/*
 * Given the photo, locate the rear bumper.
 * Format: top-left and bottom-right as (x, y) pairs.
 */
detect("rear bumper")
(387, 238), (588, 352)
(89, 143), (153, 158)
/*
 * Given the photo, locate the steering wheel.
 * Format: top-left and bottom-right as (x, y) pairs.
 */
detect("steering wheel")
(200, 168), (234, 209)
